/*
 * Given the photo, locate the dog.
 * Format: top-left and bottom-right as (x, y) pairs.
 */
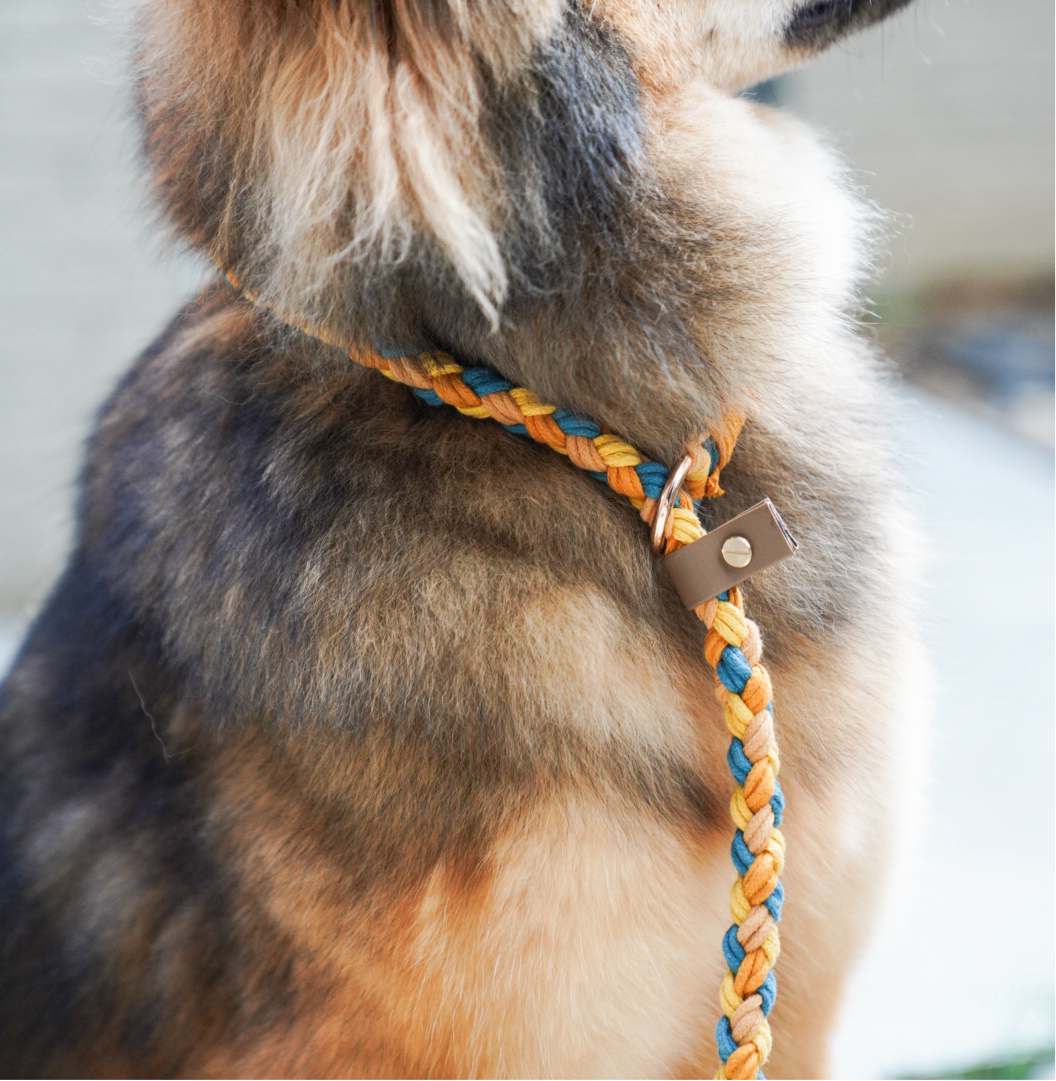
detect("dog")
(0, 1), (923, 1076)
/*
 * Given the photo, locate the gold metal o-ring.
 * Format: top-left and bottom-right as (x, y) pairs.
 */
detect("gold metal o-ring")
(650, 454), (695, 554)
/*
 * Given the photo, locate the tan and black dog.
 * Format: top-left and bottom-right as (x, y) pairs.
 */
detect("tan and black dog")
(0, 1), (922, 1076)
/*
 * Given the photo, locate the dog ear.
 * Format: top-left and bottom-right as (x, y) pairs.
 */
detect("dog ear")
(136, 1), (649, 339)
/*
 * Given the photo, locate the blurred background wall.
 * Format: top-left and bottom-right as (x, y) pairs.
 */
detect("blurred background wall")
(782, 0), (1055, 450)
(786, 0), (1053, 289)
(1, 0), (206, 617)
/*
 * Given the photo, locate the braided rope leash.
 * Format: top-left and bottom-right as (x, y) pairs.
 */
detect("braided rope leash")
(360, 348), (785, 1081)
(227, 274), (786, 1079)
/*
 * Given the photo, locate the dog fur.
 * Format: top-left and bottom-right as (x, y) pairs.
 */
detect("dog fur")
(0, 1), (921, 1076)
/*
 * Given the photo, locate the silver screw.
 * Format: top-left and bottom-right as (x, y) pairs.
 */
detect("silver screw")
(721, 535), (753, 569)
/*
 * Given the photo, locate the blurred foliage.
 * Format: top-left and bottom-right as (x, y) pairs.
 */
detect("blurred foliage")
(901, 1046), (1056, 1079)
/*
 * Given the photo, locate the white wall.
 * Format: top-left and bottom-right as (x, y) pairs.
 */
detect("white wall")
(783, 0), (1054, 289)
(0, 0), (204, 616)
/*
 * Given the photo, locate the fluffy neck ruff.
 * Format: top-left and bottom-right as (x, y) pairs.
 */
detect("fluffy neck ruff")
(139, 1), (878, 463)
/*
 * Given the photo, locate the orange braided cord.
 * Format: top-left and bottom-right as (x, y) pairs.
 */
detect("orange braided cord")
(371, 349), (783, 1079)
(224, 270), (780, 1078)
(696, 585), (783, 1080)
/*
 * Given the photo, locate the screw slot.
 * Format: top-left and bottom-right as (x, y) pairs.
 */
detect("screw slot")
(721, 535), (753, 569)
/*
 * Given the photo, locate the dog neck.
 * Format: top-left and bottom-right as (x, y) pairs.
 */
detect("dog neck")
(141, 3), (877, 463)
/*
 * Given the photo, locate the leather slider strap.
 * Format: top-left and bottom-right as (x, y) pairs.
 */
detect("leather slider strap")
(663, 499), (798, 609)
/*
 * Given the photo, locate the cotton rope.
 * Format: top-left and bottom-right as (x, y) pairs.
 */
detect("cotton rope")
(225, 272), (786, 1080)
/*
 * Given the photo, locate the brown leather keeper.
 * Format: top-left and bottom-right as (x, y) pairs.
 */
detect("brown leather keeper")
(663, 499), (798, 609)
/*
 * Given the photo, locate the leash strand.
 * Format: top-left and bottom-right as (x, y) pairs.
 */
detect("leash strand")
(227, 275), (784, 1079)
(366, 347), (785, 1081)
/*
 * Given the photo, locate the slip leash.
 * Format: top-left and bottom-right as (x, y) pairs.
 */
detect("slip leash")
(226, 272), (796, 1079)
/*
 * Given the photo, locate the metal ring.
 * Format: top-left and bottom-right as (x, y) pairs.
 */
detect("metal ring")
(650, 454), (694, 554)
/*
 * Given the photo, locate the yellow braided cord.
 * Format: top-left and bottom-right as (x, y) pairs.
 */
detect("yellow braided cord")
(380, 350), (784, 1079)
(225, 271), (782, 1078)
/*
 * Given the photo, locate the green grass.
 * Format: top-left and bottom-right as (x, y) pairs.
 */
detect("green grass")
(901, 1047), (1055, 1080)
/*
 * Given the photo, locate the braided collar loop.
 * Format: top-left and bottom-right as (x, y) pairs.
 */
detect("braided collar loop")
(225, 270), (784, 1080)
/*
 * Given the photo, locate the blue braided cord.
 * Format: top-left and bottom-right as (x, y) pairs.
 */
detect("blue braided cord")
(634, 461), (669, 501)
(408, 385), (611, 474)
(723, 923), (745, 971)
(727, 739), (752, 785)
(460, 367), (512, 397)
(413, 387), (445, 407)
(716, 1016), (737, 1063)
(728, 749), (784, 830)
(717, 646), (753, 693)
(759, 971), (777, 1016)
(408, 364), (771, 1075)
(764, 881), (784, 922)
(551, 408), (602, 439)
(703, 435), (720, 474)
(373, 343), (409, 359)
(721, 938), (778, 1017)
(409, 384), (686, 504)
(770, 781), (785, 826)
(411, 386), (678, 505)
(731, 830), (753, 876)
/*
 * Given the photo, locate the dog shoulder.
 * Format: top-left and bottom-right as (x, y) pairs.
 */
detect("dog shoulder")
(1, 284), (746, 1072)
